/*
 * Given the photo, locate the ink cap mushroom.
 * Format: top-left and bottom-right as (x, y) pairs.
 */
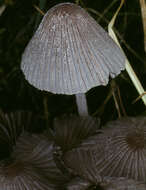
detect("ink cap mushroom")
(96, 117), (146, 182)
(21, 3), (126, 116)
(63, 117), (146, 184)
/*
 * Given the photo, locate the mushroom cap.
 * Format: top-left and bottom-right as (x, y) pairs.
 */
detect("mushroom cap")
(63, 117), (146, 183)
(97, 117), (146, 181)
(64, 145), (102, 184)
(79, 117), (146, 182)
(0, 110), (41, 159)
(21, 3), (125, 95)
(12, 132), (70, 186)
(0, 159), (53, 190)
(63, 133), (103, 184)
(53, 115), (100, 152)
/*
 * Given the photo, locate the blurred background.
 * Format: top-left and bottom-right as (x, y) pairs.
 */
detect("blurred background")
(0, 0), (145, 124)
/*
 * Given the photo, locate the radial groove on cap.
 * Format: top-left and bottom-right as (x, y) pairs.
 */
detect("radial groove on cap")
(64, 147), (102, 184)
(0, 110), (41, 159)
(12, 132), (70, 185)
(53, 115), (100, 152)
(0, 160), (53, 190)
(63, 117), (146, 183)
(63, 134), (104, 184)
(21, 3), (125, 94)
(90, 117), (146, 182)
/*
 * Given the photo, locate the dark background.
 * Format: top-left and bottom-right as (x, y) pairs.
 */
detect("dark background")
(0, 0), (145, 124)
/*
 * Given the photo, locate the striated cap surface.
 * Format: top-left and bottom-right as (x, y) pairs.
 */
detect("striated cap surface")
(12, 132), (70, 186)
(21, 3), (125, 95)
(0, 159), (53, 190)
(53, 115), (100, 152)
(92, 117), (146, 182)
(63, 117), (146, 183)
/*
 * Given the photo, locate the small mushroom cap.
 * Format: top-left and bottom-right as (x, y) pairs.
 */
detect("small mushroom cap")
(12, 132), (70, 186)
(63, 117), (146, 183)
(0, 159), (53, 190)
(88, 117), (146, 182)
(21, 3), (125, 95)
(0, 110), (41, 159)
(63, 134), (103, 184)
(53, 115), (100, 152)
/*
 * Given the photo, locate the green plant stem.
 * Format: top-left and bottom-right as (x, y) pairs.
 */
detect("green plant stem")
(108, 0), (146, 106)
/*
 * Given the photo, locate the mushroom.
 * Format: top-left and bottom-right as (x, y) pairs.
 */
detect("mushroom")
(63, 117), (146, 183)
(12, 132), (71, 187)
(0, 110), (41, 159)
(95, 117), (146, 182)
(63, 132), (104, 184)
(21, 3), (125, 116)
(0, 159), (53, 190)
(0, 111), (68, 189)
(53, 114), (100, 152)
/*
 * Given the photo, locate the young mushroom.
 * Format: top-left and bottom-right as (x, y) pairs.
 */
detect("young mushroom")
(21, 3), (125, 116)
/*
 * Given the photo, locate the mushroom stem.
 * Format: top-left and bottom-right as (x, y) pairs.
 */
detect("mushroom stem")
(75, 93), (88, 116)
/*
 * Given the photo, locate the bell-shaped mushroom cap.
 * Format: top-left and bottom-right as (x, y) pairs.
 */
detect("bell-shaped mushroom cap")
(53, 115), (100, 152)
(0, 159), (53, 190)
(100, 177), (146, 190)
(12, 132), (70, 186)
(21, 3), (125, 95)
(86, 117), (146, 182)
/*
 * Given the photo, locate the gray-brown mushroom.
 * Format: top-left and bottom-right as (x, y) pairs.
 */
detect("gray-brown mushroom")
(21, 3), (125, 116)
(97, 117), (146, 182)
(53, 115), (100, 152)
(12, 132), (70, 186)
(63, 117), (146, 183)
(63, 132), (104, 184)
(0, 159), (53, 190)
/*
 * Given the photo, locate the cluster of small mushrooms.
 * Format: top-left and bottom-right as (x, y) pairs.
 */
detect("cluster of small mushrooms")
(0, 2), (146, 190)
(1, 111), (146, 190)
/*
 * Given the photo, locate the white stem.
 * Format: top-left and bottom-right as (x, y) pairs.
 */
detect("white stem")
(75, 93), (88, 116)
